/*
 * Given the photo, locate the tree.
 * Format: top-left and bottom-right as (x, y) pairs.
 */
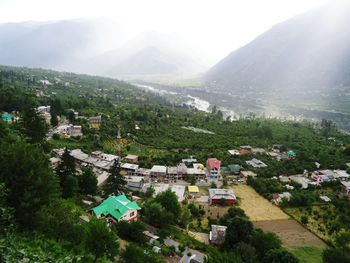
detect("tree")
(323, 248), (350, 263)
(56, 148), (76, 183)
(263, 248), (299, 263)
(85, 218), (119, 263)
(120, 244), (165, 263)
(50, 110), (58, 127)
(205, 250), (242, 263)
(145, 186), (155, 198)
(36, 199), (86, 246)
(0, 183), (14, 235)
(0, 141), (59, 228)
(301, 215), (308, 225)
(79, 167), (98, 195)
(220, 197), (228, 206)
(180, 206), (191, 230)
(155, 189), (181, 222)
(62, 175), (79, 199)
(67, 110), (75, 123)
(115, 221), (146, 244)
(143, 200), (172, 228)
(233, 242), (257, 263)
(224, 216), (254, 248)
(56, 148), (77, 198)
(19, 105), (48, 143)
(188, 175), (196, 185)
(251, 228), (282, 258)
(210, 181), (217, 188)
(219, 206), (247, 225)
(104, 159), (126, 196)
(335, 231), (350, 250)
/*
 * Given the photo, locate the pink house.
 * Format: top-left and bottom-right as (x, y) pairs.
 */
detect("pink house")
(207, 158), (221, 180)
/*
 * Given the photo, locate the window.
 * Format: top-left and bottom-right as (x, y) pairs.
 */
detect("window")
(130, 212), (135, 217)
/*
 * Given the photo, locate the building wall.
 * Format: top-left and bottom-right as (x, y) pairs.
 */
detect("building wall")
(210, 198), (236, 206)
(120, 209), (138, 222)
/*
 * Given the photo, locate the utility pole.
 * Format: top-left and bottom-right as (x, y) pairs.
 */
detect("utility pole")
(116, 122), (122, 158)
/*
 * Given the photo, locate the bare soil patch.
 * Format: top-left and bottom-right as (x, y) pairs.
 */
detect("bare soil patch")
(255, 219), (326, 248)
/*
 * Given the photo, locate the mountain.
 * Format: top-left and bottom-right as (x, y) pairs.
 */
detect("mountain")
(0, 19), (126, 71)
(205, 1), (350, 93)
(84, 31), (209, 77)
(0, 21), (209, 77)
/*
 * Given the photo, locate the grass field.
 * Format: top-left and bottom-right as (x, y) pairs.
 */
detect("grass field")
(285, 205), (337, 242)
(288, 246), (324, 263)
(232, 185), (289, 221)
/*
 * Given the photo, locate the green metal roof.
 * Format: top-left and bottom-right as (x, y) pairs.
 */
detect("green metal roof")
(92, 194), (140, 220)
(288, 150), (296, 156)
(227, 164), (241, 173)
(1, 113), (13, 122)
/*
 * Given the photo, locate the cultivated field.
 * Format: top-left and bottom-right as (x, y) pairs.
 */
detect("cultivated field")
(232, 185), (289, 221)
(255, 220), (326, 248)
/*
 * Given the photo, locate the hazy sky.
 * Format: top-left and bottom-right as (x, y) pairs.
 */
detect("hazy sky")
(0, 0), (327, 62)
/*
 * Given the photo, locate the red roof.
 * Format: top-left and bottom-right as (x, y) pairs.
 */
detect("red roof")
(207, 158), (221, 170)
(239, 149), (252, 155)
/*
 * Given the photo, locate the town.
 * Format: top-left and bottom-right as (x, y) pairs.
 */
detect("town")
(1, 66), (350, 263)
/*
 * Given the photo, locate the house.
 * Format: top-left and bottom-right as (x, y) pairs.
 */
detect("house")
(89, 115), (102, 129)
(252, 148), (266, 155)
(182, 157), (198, 165)
(279, 175), (291, 183)
(209, 188), (236, 205)
(171, 185), (186, 201)
(150, 165), (167, 180)
(272, 192), (292, 205)
(187, 163), (206, 181)
(143, 231), (159, 244)
(37, 105), (51, 113)
(334, 170), (350, 180)
(239, 149), (252, 155)
(167, 164), (187, 181)
(68, 125), (83, 137)
(246, 158), (268, 168)
(137, 168), (151, 177)
(188, 185), (200, 196)
(56, 124), (82, 137)
(227, 149), (240, 156)
(70, 149), (89, 163)
(126, 176), (145, 191)
(272, 144), (282, 152)
(95, 170), (109, 186)
(341, 181), (350, 195)
(223, 164), (241, 176)
(91, 151), (119, 162)
(320, 195), (331, 202)
(49, 157), (60, 168)
(209, 225), (227, 245)
(287, 150), (296, 159)
(206, 158), (221, 180)
(240, 171), (257, 178)
(121, 163), (139, 176)
(290, 175), (310, 189)
(92, 195), (141, 222)
(124, 154), (138, 164)
(1, 113), (14, 123)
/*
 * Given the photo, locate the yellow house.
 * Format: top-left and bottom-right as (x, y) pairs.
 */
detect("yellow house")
(89, 116), (102, 129)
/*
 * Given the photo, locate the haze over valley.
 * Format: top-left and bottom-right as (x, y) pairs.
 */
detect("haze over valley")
(1, 0), (350, 129)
